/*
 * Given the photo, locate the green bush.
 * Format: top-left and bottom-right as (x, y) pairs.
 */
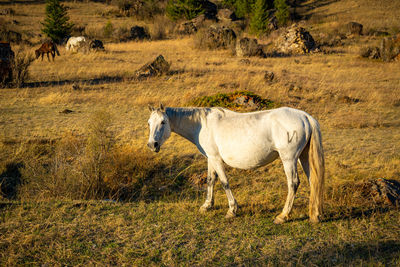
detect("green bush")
(189, 91), (275, 110)
(103, 20), (114, 38)
(166, 0), (205, 21)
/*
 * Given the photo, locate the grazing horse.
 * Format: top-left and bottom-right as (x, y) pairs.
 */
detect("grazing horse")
(35, 41), (60, 61)
(65, 36), (86, 52)
(147, 104), (325, 223)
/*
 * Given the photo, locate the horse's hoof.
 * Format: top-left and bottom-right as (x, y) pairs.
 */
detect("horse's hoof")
(309, 215), (321, 223)
(225, 210), (236, 219)
(199, 206), (208, 213)
(273, 215), (286, 224)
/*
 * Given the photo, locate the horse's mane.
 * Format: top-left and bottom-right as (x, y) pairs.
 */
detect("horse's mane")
(166, 107), (228, 127)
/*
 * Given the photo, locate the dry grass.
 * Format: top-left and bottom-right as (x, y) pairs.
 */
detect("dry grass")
(1, 0), (400, 265)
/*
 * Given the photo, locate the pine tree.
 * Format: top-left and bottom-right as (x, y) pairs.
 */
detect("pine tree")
(274, 0), (290, 26)
(166, 0), (205, 21)
(41, 0), (74, 43)
(250, 0), (269, 36)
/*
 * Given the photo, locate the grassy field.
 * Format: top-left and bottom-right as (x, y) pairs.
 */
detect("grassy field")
(1, 0), (400, 265)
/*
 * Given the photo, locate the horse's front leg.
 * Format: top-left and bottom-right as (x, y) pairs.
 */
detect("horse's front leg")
(211, 158), (238, 218)
(199, 161), (217, 213)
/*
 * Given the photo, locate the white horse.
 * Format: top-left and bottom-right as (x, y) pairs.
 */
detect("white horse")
(65, 36), (86, 52)
(147, 104), (325, 224)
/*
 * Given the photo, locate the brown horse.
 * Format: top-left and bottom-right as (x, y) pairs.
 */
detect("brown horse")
(35, 41), (60, 61)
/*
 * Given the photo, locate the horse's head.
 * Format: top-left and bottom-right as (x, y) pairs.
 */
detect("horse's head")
(147, 103), (171, 153)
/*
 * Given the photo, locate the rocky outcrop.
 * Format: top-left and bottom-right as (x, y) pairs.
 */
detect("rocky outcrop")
(380, 35), (400, 62)
(134, 55), (170, 79)
(360, 35), (400, 62)
(130, 26), (150, 40)
(197, 25), (236, 50)
(235, 38), (265, 58)
(217, 8), (235, 22)
(347, 22), (363, 36)
(275, 25), (316, 54)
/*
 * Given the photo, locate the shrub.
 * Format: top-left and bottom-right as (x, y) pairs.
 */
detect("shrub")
(189, 91), (275, 111)
(113, 0), (166, 20)
(41, 0), (74, 43)
(103, 20), (114, 38)
(16, 109), (192, 201)
(11, 49), (34, 88)
(166, 0), (206, 21)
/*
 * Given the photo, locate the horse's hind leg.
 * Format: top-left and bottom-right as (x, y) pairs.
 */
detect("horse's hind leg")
(274, 158), (300, 224)
(210, 158), (238, 218)
(199, 161), (217, 213)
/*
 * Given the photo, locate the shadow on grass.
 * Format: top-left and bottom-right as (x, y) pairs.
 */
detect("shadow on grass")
(293, 240), (400, 266)
(0, 162), (22, 200)
(23, 75), (124, 88)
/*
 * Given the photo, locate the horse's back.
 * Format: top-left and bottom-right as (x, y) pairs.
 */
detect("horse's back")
(208, 107), (312, 169)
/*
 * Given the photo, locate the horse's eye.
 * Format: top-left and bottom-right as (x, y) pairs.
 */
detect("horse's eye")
(161, 121), (165, 125)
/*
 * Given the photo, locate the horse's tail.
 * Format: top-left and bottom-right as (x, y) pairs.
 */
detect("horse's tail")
(306, 115), (325, 223)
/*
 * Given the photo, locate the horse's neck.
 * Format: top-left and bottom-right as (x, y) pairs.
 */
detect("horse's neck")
(166, 107), (204, 144)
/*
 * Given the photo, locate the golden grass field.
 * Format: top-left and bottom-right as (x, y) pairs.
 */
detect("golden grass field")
(0, 0), (400, 265)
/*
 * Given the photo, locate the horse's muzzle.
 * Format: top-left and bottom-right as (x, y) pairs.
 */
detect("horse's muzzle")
(147, 141), (160, 153)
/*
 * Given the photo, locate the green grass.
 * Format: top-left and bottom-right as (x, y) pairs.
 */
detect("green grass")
(1, 200), (399, 266)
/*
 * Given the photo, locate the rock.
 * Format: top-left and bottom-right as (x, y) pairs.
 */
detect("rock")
(239, 59), (250, 65)
(217, 8), (235, 22)
(347, 22), (363, 36)
(264, 71), (275, 82)
(275, 25), (316, 54)
(198, 25), (236, 50)
(363, 178), (400, 206)
(192, 14), (206, 27)
(135, 55), (170, 79)
(60, 109), (74, 114)
(72, 83), (81, 90)
(380, 36), (400, 62)
(0, 8), (15, 15)
(130, 26), (150, 41)
(234, 95), (259, 109)
(176, 21), (197, 35)
(235, 37), (266, 58)
(89, 39), (105, 51)
(360, 46), (380, 59)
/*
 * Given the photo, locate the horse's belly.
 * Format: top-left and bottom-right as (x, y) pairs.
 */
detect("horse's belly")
(219, 147), (278, 170)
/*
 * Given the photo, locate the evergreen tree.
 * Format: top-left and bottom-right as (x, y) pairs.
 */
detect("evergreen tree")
(250, 0), (269, 36)
(166, 0), (205, 21)
(41, 0), (74, 43)
(274, 0), (290, 26)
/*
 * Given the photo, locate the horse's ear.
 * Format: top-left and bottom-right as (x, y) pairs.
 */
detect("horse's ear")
(159, 103), (165, 112)
(148, 105), (154, 112)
